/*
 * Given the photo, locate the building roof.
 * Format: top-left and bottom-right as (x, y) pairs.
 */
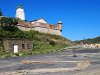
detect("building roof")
(37, 18), (47, 23)
(17, 4), (23, 9)
(58, 21), (62, 24)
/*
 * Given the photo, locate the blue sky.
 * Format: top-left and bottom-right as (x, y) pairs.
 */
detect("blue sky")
(0, 0), (100, 41)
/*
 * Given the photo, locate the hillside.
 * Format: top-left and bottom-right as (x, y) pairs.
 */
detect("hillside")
(74, 36), (100, 44)
(0, 16), (73, 58)
(0, 28), (72, 58)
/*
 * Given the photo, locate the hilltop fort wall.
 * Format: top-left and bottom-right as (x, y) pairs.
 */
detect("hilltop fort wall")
(16, 5), (62, 36)
(17, 19), (62, 36)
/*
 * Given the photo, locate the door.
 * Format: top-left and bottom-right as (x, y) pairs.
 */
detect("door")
(14, 45), (18, 53)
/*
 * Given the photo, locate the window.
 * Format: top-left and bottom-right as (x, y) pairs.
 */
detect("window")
(22, 44), (25, 49)
(27, 44), (30, 49)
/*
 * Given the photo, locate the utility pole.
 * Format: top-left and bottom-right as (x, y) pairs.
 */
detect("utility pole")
(0, 9), (2, 16)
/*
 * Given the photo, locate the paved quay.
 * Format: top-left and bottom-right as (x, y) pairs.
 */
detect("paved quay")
(0, 49), (100, 75)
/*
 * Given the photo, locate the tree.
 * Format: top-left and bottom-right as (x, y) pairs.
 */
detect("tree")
(0, 17), (18, 31)
(0, 9), (2, 16)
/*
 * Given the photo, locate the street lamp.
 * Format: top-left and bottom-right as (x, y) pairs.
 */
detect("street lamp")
(73, 48), (77, 57)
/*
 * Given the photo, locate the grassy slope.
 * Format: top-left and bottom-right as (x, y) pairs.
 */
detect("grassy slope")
(0, 29), (72, 58)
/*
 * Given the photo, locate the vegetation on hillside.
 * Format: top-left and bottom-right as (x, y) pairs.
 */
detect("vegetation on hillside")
(0, 17), (18, 31)
(74, 36), (100, 44)
(0, 17), (72, 58)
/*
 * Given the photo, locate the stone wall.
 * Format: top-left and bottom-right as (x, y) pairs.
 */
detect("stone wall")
(34, 27), (48, 33)
(3, 39), (33, 53)
(49, 29), (62, 36)
(17, 21), (62, 36)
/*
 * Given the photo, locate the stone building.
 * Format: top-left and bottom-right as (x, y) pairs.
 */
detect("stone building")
(3, 39), (33, 53)
(83, 43), (100, 48)
(17, 19), (62, 35)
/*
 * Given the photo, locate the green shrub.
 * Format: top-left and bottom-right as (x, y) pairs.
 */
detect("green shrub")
(15, 53), (20, 56)
(49, 40), (56, 45)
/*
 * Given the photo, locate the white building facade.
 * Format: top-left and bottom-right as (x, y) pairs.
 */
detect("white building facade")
(16, 5), (25, 21)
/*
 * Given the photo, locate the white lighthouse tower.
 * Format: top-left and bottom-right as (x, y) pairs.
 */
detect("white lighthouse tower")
(16, 5), (25, 21)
